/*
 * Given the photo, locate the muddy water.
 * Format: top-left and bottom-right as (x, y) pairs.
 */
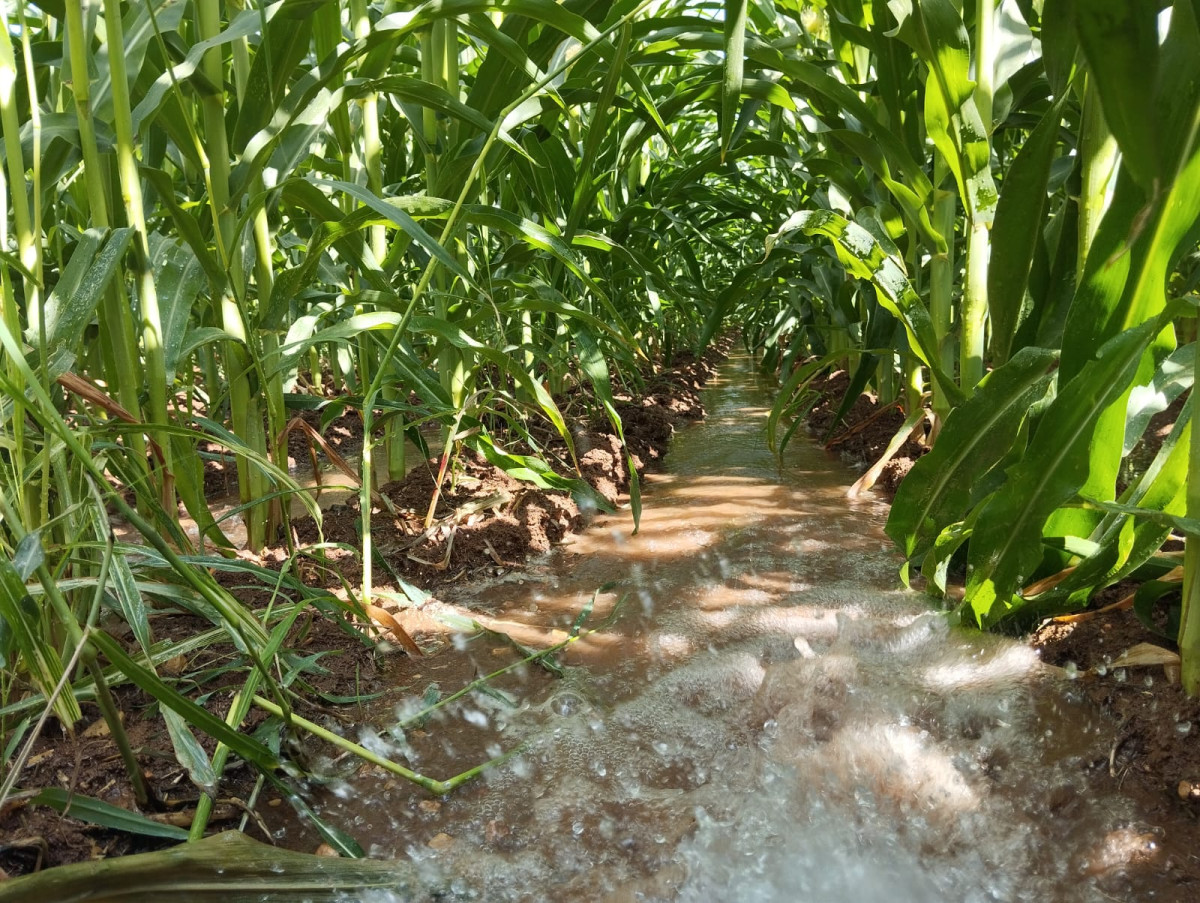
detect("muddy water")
(296, 355), (1166, 901)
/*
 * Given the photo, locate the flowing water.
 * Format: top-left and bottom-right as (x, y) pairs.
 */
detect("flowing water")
(291, 355), (1166, 901)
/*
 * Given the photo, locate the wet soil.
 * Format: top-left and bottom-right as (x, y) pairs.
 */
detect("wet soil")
(0, 343), (727, 882)
(801, 368), (927, 498)
(278, 348), (717, 592)
(0, 613), (383, 879)
(1032, 602), (1200, 892)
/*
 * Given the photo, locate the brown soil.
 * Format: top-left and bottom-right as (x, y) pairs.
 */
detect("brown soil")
(1031, 596), (1200, 896)
(802, 368), (927, 499)
(0, 610), (389, 879)
(0, 341), (728, 883)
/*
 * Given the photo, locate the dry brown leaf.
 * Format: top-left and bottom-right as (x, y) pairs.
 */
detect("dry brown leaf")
(1049, 588), (1134, 624)
(1107, 643), (1180, 670)
(364, 603), (424, 656)
(1024, 566), (1077, 598)
(58, 371), (166, 466)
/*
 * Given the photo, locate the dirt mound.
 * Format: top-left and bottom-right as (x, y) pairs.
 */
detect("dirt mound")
(801, 368), (926, 499)
(283, 342), (726, 590)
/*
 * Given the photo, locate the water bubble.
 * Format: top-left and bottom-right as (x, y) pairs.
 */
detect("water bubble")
(639, 590), (655, 615)
(551, 694), (582, 717)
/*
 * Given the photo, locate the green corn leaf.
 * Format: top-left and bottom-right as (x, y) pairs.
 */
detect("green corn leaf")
(36, 228), (133, 356)
(369, 75), (497, 136)
(472, 435), (616, 514)
(886, 0), (998, 222)
(12, 532), (44, 580)
(168, 433), (235, 553)
(92, 0), (187, 121)
(825, 129), (946, 251)
(821, 296), (898, 440)
(1077, 494), (1200, 539)
(1040, 0), (1078, 96)
(317, 179), (477, 291)
(921, 507), (982, 597)
(1134, 578), (1182, 639)
(139, 168), (227, 290)
(988, 96), (1067, 364)
(231, 0), (316, 152)
(0, 552), (80, 725)
(962, 313), (1172, 627)
(722, 0), (749, 160)
(768, 209), (963, 406)
(576, 328), (640, 530)
(33, 788), (189, 840)
(1060, 4), (1200, 384)
(0, 830), (420, 899)
(1124, 344), (1194, 455)
(1021, 402), (1192, 621)
(130, 0), (275, 133)
(887, 346), (1059, 558)
(107, 536), (153, 654)
(410, 314), (575, 450)
(1047, 4), (1200, 548)
(150, 234), (208, 386)
(162, 708), (219, 796)
(89, 631), (279, 772)
(1071, 0), (1162, 190)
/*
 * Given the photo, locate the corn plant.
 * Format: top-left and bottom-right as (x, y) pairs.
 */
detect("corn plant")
(720, 2), (1200, 690)
(0, 0), (789, 835)
(4, 0), (1200, 862)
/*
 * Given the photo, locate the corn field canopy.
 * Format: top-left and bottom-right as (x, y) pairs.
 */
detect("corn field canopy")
(2, 0), (1200, 878)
